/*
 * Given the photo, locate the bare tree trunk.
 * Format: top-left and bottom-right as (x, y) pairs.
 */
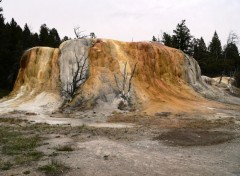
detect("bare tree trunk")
(128, 63), (137, 95)
(114, 62), (137, 106)
(122, 62), (127, 97)
(61, 51), (88, 101)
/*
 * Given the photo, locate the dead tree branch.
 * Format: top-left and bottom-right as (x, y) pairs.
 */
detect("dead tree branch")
(128, 63), (137, 94)
(114, 62), (137, 102)
(74, 27), (88, 39)
(61, 52), (88, 101)
(122, 62), (127, 96)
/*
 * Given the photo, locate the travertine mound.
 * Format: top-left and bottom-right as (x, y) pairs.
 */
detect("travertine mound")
(0, 47), (61, 113)
(13, 47), (60, 93)
(0, 39), (239, 114)
(69, 39), (207, 113)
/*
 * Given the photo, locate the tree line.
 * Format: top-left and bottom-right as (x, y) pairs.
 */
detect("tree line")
(152, 20), (240, 87)
(0, 1), (69, 90)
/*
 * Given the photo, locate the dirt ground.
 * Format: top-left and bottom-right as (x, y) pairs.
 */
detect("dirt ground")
(0, 103), (240, 176)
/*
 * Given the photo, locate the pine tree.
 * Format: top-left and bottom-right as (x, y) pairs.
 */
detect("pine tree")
(224, 43), (239, 59)
(39, 24), (61, 47)
(0, 0), (5, 49)
(162, 32), (173, 47)
(39, 24), (50, 46)
(0, 3), (69, 90)
(62, 36), (70, 42)
(7, 18), (23, 88)
(224, 32), (239, 60)
(0, 0), (7, 89)
(223, 36), (240, 75)
(22, 24), (32, 49)
(152, 35), (157, 42)
(208, 31), (222, 60)
(31, 33), (40, 46)
(193, 37), (207, 59)
(49, 28), (61, 47)
(172, 20), (192, 54)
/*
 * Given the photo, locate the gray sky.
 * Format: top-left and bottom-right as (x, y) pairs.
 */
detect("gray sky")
(2, 0), (240, 46)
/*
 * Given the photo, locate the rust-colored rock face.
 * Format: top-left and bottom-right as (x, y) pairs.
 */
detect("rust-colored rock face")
(71, 39), (207, 114)
(13, 47), (60, 94)
(0, 47), (61, 114)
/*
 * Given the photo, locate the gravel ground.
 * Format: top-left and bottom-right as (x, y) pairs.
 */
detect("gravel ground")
(0, 104), (240, 176)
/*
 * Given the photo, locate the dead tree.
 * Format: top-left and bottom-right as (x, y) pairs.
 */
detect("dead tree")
(61, 53), (88, 101)
(74, 26), (88, 39)
(114, 62), (137, 103)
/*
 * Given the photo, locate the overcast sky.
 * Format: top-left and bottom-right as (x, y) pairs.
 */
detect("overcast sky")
(2, 0), (240, 46)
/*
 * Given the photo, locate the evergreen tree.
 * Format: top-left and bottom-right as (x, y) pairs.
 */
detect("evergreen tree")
(224, 43), (239, 59)
(162, 32), (173, 47)
(0, 0), (5, 50)
(193, 37), (207, 60)
(22, 24), (33, 49)
(152, 35), (157, 42)
(62, 36), (70, 42)
(39, 24), (61, 47)
(6, 19), (23, 88)
(49, 28), (61, 47)
(208, 31), (222, 60)
(172, 20), (192, 54)
(0, 0), (7, 89)
(224, 32), (239, 60)
(223, 33), (240, 75)
(31, 33), (40, 46)
(0, 3), (68, 90)
(39, 24), (50, 46)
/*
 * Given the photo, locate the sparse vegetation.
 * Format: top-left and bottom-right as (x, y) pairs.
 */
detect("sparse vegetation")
(38, 159), (69, 176)
(0, 118), (75, 174)
(0, 126), (44, 166)
(0, 109), (239, 175)
(2, 136), (40, 155)
(0, 161), (13, 171)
